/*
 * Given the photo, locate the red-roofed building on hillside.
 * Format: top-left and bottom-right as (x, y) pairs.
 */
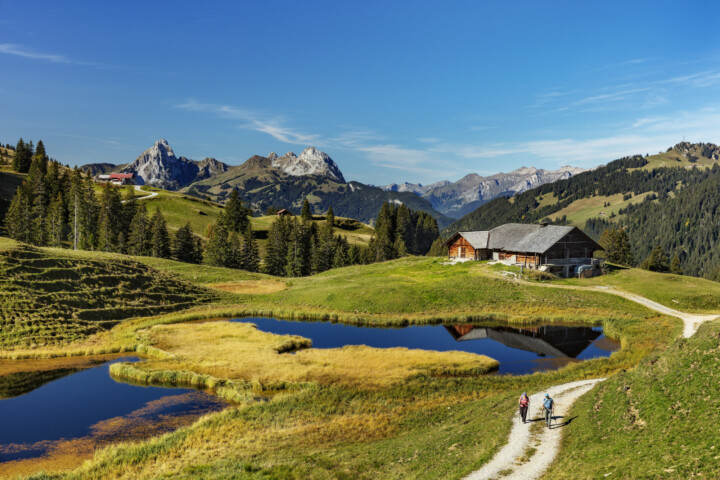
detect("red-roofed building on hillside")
(95, 172), (136, 186)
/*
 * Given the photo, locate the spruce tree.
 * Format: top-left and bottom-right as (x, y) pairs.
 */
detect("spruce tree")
(205, 214), (232, 267)
(127, 202), (151, 256)
(11, 138), (32, 173)
(46, 193), (66, 247)
(640, 245), (670, 272)
(225, 188), (250, 233)
(326, 206), (335, 228)
(150, 209), (171, 258)
(242, 224), (260, 272)
(97, 184), (124, 252)
(4, 186), (33, 242)
(263, 216), (290, 275)
(173, 222), (203, 264)
(227, 232), (243, 269)
(670, 254), (683, 275)
(301, 199), (312, 222)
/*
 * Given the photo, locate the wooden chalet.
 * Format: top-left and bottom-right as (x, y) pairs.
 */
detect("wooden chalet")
(443, 223), (603, 277)
(277, 209), (293, 217)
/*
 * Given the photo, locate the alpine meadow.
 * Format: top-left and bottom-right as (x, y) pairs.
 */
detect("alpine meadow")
(2, 2), (720, 479)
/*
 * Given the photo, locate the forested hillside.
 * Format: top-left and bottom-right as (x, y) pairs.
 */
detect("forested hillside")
(445, 142), (720, 280)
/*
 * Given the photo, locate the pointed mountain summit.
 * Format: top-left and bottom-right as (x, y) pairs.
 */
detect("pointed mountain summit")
(271, 147), (345, 182)
(121, 139), (230, 190)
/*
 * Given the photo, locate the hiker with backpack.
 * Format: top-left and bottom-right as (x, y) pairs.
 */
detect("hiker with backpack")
(543, 393), (554, 428)
(518, 392), (530, 423)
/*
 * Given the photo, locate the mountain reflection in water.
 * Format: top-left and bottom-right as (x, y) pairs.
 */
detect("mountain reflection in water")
(444, 325), (603, 358)
(232, 317), (619, 375)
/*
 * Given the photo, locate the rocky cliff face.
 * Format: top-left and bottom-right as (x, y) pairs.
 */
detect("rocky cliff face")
(383, 166), (584, 218)
(269, 147), (345, 182)
(121, 139), (229, 190)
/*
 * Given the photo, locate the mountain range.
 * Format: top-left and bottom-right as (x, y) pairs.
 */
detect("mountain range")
(380, 166), (585, 218)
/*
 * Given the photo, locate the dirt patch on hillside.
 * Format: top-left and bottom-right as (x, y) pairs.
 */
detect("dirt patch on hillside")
(208, 280), (287, 295)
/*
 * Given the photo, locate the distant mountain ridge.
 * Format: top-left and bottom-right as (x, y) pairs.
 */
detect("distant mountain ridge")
(381, 166), (585, 218)
(182, 149), (453, 227)
(80, 139), (230, 190)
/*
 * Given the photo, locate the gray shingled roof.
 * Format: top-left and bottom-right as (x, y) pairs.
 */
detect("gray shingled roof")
(458, 231), (490, 249)
(488, 223), (575, 254)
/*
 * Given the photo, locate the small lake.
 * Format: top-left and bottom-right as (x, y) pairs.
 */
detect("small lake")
(0, 356), (225, 474)
(232, 317), (620, 375)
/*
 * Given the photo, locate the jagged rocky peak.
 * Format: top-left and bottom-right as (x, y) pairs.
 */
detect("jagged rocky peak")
(123, 139), (229, 190)
(271, 146), (345, 182)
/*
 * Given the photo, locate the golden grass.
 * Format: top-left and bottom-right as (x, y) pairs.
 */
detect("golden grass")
(120, 321), (499, 390)
(207, 280), (287, 295)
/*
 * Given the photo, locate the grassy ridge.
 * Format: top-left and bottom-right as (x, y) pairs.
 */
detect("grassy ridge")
(547, 319), (720, 479)
(0, 238), (217, 349)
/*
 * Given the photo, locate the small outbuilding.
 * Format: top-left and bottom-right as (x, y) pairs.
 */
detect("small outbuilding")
(277, 209), (294, 217)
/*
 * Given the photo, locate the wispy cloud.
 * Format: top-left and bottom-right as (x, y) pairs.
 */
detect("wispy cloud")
(175, 98), (720, 183)
(176, 100), (320, 145)
(0, 43), (102, 66)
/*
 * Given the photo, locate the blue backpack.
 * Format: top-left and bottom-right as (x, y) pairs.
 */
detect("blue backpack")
(544, 397), (554, 410)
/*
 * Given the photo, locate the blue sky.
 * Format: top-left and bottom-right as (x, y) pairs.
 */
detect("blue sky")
(2, 1), (720, 185)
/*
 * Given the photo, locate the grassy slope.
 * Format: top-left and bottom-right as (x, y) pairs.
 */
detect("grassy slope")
(547, 319), (720, 479)
(0, 238), (217, 351)
(0, 247), (687, 479)
(558, 266), (720, 313)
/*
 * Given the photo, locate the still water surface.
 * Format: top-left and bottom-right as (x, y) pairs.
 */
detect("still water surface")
(232, 317), (620, 375)
(0, 356), (225, 466)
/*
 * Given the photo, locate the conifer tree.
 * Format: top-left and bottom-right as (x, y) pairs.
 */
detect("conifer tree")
(225, 188), (250, 233)
(205, 214), (233, 267)
(427, 237), (448, 257)
(670, 254), (683, 275)
(301, 199), (312, 222)
(46, 193), (65, 247)
(11, 138), (32, 173)
(172, 222), (203, 264)
(227, 232), (243, 269)
(4, 185), (33, 242)
(97, 184), (124, 252)
(263, 216), (291, 275)
(326, 206), (335, 229)
(128, 202), (151, 256)
(640, 245), (670, 272)
(241, 224), (260, 272)
(150, 209), (171, 258)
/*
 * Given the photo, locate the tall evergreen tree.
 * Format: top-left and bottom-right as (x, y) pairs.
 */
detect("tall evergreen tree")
(4, 185), (33, 242)
(326, 206), (335, 228)
(127, 202), (151, 256)
(97, 184), (124, 252)
(241, 224), (260, 272)
(11, 138), (32, 173)
(46, 193), (65, 247)
(670, 254), (683, 275)
(263, 216), (291, 276)
(301, 199), (312, 222)
(225, 188), (250, 233)
(205, 214), (233, 267)
(150, 209), (171, 258)
(172, 222), (203, 264)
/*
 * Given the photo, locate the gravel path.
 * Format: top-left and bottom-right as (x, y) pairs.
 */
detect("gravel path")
(121, 185), (158, 204)
(464, 378), (605, 480)
(595, 287), (718, 338)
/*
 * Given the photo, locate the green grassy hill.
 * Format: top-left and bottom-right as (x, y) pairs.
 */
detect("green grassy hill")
(181, 154), (453, 227)
(136, 186), (374, 254)
(546, 318), (720, 479)
(0, 237), (217, 350)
